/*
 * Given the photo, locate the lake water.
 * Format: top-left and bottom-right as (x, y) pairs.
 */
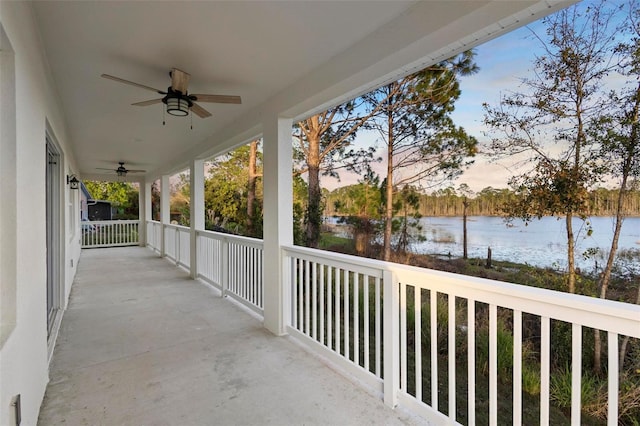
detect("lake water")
(413, 216), (640, 271)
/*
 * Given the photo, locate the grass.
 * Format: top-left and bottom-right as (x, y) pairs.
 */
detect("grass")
(318, 232), (355, 252)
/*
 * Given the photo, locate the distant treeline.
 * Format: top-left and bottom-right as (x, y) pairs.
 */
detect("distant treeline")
(324, 185), (640, 217)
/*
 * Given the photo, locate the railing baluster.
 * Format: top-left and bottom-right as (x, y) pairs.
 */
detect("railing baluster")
(175, 228), (179, 265)
(375, 276), (381, 378)
(448, 295), (455, 421)
(319, 264), (325, 345)
(335, 268), (341, 355)
(221, 238), (228, 297)
(255, 247), (259, 306)
(296, 258), (302, 330)
(415, 286), (422, 401)
(364, 274), (370, 373)
(344, 269), (350, 360)
(571, 323), (582, 426)
(513, 310), (522, 426)
(250, 247), (254, 304)
(541, 316), (550, 425)
(244, 246), (249, 302)
(252, 248), (255, 311)
(608, 331), (619, 426)
(431, 290), (438, 409)
(247, 246), (251, 301)
(305, 259), (310, 336)
(489, 304), (497, 425)
(229, 244), (234, 294)
(234, 244), (239, 294)
(327, 266), (333, 350)
(291, 258), (298, 329)
(312, 261), (317, 340)
(400, 282), (407, 392)
(468, 300), (476, 426)
(242, 245), (247, 300)
(354, 273), (359, 366)
(240, 245), (243, 296)
(236, 244), (241, 297)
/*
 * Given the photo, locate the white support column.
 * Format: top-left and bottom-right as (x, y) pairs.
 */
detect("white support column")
(138, 179), (148, 247)
(190, 159), (205, 279)
(160, 174), (170, 257)
(262, 116), (293, 336)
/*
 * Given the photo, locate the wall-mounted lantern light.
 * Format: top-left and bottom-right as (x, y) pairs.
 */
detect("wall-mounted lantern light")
(67, 174), (80, 190)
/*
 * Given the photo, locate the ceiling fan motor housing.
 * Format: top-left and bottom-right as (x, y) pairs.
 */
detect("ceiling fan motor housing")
(163, 87), (193, 116)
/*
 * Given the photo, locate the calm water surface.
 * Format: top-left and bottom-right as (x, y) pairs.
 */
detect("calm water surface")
(413, 216), (640, 271)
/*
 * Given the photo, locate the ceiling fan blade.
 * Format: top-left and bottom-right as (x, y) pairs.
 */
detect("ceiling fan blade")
(125, 169), (146, 173)
(191, 94), (242, 104)
(132, 99), (163, 106)
(96, 167), (116, 171)
(101, 74), (165, 94)
(191, 103), (212, 118)
(171, 68), (190, 94)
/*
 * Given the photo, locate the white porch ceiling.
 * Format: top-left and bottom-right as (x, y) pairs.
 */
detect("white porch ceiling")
(30, 0), (575, 181)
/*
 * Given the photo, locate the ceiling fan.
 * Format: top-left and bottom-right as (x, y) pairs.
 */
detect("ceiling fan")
(101, 68), (241, 118)
(96, 162), (146, 177)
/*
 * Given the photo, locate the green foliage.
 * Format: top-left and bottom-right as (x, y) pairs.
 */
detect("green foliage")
(151, 181), (160, 221)
(521, 364), (541, 396)
(550, 365), (602, 410)
(294, 99), (381, 248)
(324, 184), (640, 218)
(292, 175), (308, 245)
(332, 172), (382, 219)
(461, 312), (553, 402)
(204, 144), (263, 235)
(84, 181), (136, 207)
(84, 180), (139, 219)
(475, 318), (515, 383)
(318, 233), (354, 252)
(504, 160), (595, 222)
(392, 185), (424, 255)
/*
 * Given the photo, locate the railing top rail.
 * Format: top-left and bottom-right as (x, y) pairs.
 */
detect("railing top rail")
(164, 223), (190, 231)
(84, 219), (140, 225)
(387, 263), (640, 322)
(283, 244), (385, 274)
(196, 229), (264, 248)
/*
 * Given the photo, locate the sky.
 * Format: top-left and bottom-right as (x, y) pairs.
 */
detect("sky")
(320, 0), (630, 193)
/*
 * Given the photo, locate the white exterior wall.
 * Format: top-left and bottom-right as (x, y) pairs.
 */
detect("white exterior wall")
(0, 3), (80, 425)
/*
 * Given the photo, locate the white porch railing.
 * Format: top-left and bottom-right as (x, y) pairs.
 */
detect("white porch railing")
(146, 220), (163, 254)
(81, 220), (139, 248)
(163, 224), (190, 269)
(282, 245), (640, 426)
(196, 230), (264, 315)
(143, 220), (640, 425)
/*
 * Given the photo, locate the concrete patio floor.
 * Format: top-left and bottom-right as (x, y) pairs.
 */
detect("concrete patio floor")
(38, 247), (423, 426)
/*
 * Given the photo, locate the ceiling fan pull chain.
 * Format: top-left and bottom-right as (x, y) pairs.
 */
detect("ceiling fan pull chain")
(190, 110), (193, 130)
(162, 107), (166, 126)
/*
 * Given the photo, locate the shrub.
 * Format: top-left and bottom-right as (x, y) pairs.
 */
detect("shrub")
(550, 365), (601, 410)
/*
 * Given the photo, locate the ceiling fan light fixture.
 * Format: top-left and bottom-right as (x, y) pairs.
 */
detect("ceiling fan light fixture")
(166, 96), (190, 116)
